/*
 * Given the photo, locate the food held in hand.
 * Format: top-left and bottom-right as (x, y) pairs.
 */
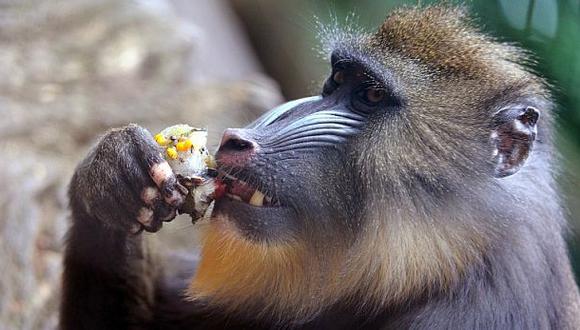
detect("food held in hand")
(154, 125), (223, 222)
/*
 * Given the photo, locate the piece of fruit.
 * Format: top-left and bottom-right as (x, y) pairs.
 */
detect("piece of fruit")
(154, 124), (218, 223)
(166, 147), (178, 159)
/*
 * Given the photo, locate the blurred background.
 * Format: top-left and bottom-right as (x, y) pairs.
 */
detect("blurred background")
(0, 0), (578, 328)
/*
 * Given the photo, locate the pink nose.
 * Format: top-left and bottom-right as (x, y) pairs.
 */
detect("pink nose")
(216, 129), (258, 163)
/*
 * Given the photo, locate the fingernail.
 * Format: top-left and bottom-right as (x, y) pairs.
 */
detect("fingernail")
(176, 184), (189, 195)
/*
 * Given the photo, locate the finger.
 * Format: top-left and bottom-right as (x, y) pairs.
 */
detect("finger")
(154, 200), (178, 222)
(176, 182), (189, 195)
(136, 205), (167, 233)
(141, 186), (160, 206)
(124, 124), (174, 189)
(147, 160), (186, 206)
(160, 175), (185, 206)
(124, 125), (188, 206)
(149, 161), (174, 189)
(136, 207), (155, 228)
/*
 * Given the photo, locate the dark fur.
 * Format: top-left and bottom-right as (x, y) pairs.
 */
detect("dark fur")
(61, 6), (580, 329)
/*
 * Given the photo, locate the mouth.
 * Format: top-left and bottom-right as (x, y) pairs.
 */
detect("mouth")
(212, 171), (294, 241)
(218, 172), (279, 208)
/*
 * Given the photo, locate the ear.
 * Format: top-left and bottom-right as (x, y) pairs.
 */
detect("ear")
(490, 106), (540, 178)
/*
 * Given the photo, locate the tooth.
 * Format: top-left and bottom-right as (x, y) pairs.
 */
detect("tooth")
(249, 190), (265, 207)
(227, 193), (242, 201)
(265, 196), (272, 204)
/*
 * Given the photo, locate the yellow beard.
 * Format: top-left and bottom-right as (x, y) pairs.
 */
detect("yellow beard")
(186, 216), (329, 321)
(187, 211), (488, 322)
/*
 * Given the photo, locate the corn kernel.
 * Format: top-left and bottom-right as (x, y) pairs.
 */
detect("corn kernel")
(205, 156), (217, 168)
(166, 147), (178, 159)
(154, 133), (169, 146)
(176, 139), (193, 152)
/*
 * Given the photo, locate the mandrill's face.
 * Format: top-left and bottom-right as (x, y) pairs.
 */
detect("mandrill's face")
(210, 50), (418, 244)
(187, 48), (480, 321)
(187, 7), (544, 323)
(187, 51), (411, 320)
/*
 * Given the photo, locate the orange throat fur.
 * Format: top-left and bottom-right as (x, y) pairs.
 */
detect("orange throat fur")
(187, 213), (488, 321)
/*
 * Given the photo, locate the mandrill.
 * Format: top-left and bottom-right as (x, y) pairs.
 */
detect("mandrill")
(60, 5), (580, 329)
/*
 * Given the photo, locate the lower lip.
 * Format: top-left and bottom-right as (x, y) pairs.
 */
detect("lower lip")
(212, 197), (296, 241)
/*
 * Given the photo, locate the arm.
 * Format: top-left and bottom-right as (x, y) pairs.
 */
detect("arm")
(60, 125), (186, 330)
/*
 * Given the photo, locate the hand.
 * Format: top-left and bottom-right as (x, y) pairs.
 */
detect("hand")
(70, 124), (187, 233)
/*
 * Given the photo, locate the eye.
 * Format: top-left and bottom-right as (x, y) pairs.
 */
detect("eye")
(354, 86), (386, 106)
(332, 71), (345, 84)
(351, 85), (391, 114)
(365, 88), (385, 104)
